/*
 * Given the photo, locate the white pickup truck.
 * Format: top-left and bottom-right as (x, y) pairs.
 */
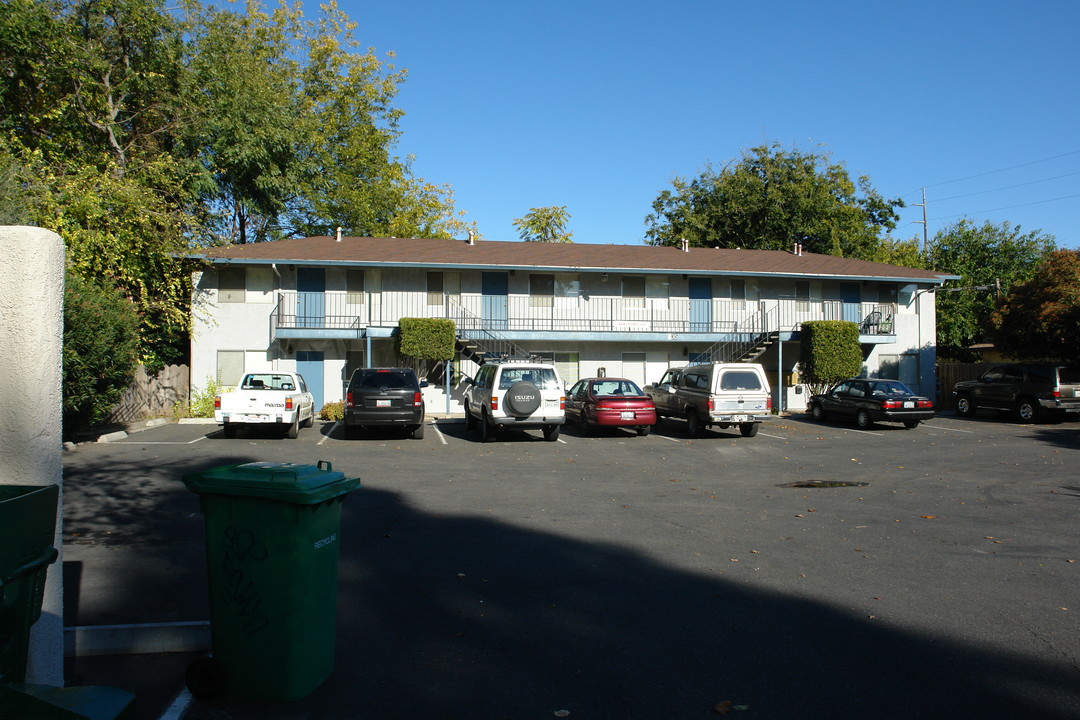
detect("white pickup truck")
(215, 372), (316, 438)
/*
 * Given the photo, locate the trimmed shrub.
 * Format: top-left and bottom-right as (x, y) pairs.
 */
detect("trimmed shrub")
(398, 317), (455, 360)
(799, 321), (863, 395)
(320, 401), (344, 421)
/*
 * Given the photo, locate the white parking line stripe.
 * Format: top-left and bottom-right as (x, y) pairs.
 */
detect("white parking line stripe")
(759, 432), (787, 439)
(319, 423), (336, 445)
(433, 423), (448, 445)
(656, 434), (681, 442)
(931, 425), (975, 433)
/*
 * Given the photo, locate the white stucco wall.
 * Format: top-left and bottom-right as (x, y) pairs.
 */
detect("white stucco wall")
(0, 226), (65, 685)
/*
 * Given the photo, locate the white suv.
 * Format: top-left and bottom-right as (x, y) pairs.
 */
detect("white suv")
(464, 360), (566, 442)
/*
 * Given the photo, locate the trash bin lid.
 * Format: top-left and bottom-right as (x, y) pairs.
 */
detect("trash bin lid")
(182, 461), (360, 504)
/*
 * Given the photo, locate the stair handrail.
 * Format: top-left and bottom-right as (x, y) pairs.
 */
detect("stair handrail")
(701, 304), (779, 364)
(445, 297), (534, 363)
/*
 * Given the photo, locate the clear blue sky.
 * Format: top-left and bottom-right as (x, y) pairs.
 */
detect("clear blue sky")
(336, 0), (1079, 249)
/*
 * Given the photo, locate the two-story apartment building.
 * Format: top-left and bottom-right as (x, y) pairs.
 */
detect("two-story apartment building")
(189, 234), (955, 412)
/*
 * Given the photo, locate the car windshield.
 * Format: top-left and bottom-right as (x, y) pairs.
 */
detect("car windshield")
(719, 371), (762, 391)
(866, 381), (914, 397)
(357, 371), (414, 390)
(241, 374), (296, 391)
(591, 380), (643, 396)
(498, 367), (560, 389)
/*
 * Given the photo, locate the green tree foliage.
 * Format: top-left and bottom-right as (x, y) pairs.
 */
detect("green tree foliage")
(990, 250), (1080, 362)
(645, 143), (903, 259)
(63, 271), (141, 437)
(925, 219), (1056, 360)
(398, 318), (456, 360)
(512, 206), (573, 243)
(1, 0), (473, 372)
(798, 321), (863, 395)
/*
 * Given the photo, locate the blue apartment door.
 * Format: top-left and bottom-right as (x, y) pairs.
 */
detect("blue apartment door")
(689, 277), (712, 332)
(296, 351), (324, 410)
(840, 282), (861, 322)
(297, 268), (325, 328)
(482, 272), (508, 330)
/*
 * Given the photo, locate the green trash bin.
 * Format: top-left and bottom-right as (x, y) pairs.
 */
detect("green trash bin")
(0, 484), (60, 686)
(182, 461), (360, 701)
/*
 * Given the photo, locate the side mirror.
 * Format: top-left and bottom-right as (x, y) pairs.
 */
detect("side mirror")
(667, 386), (677, 394)
(419, 380), (429, 388)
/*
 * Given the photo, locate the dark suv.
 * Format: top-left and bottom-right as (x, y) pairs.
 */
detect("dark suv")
(952, 364), (1080, 423)
(344, 368), (427, 438)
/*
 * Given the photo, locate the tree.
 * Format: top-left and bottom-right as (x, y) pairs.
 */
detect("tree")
(925, 220), (1056, 360)
(63, 270), (141, 437)
(644, 143), (903, 259)
(512, 206), (573, 243)
(990, 250), (1080, 362)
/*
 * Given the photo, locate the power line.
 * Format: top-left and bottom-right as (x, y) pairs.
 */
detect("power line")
(905, 149), (1080, 196)
(928, 193), (1080, 221)
(934, 171), (1080, 202)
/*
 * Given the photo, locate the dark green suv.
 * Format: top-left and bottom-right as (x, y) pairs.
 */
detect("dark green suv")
(952, 364), (1080, 423)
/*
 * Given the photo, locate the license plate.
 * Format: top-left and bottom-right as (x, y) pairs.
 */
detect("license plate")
(731, 415), (747, 423)
(903, 401), (914, 408)
(376, 399), (391, 407)
(620, 411), (636, 420)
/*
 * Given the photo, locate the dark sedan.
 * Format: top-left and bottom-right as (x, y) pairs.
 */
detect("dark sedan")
(565, 377), (657, 436)
(808, 378), (934, 429)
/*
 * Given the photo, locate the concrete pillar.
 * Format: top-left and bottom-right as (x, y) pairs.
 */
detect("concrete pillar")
(0, 226), (65, 685)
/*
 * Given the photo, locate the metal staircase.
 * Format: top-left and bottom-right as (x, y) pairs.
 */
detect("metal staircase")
(445, 299), (534, 365)
(700, 305), (780, 364)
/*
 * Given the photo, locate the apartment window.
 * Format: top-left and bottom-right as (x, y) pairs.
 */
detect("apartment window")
(878, 284), (898, 305)
(555, 273), (580, 307)
(219, 268), (246, 303)
(216, 350), (245, 386)
(730, 278), (746, 309)
(530, 274), (555, 308)
(623, 276), (645, 308)
(647, 276), (669, 309)
(796, 280), (810, 312)
(347, 269), (365, 304)
(427, 272), (444, 306)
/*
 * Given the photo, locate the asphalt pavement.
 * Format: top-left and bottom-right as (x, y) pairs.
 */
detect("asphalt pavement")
(56, 413), (1080, 720)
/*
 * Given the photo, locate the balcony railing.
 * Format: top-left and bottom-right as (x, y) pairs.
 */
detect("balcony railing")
(270, 291), (896, 338)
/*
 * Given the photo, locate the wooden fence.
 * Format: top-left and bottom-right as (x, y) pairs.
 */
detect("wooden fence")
(107, 364), (189, 423)
(936, 362), (993, 410)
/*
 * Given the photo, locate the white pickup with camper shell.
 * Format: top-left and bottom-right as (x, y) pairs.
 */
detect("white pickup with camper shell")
(214, 372), (316, 438)
(645, 363), (772, 437)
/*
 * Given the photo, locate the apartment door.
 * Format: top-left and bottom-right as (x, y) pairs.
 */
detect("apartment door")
(296, 350), (324, 410)
(482, 272), (508, 330)
(689, 277), (712, 331)
(297, 268), (325, 328)
(840, 282), (861, 322)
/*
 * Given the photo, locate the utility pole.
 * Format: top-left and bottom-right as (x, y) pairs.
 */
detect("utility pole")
(913, 187), (928, 254)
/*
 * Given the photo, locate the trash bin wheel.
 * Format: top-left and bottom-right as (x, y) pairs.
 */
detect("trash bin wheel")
(186, 657), (227, 700)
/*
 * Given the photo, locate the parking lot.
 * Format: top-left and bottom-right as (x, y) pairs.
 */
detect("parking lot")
(61, 413), (1080, 719)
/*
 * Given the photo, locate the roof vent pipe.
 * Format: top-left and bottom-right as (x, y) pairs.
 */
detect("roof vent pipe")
(336, 226), (342, 242)
(680, 237), (689, 252)
(467, 229), (476, 246)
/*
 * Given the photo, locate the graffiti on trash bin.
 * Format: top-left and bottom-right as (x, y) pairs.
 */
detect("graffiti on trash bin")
(220, 526), (269, 636)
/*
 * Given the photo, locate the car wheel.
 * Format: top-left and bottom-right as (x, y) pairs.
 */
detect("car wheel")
(855, 409), (872, 430)
(1014, 398), (1038, 424)
(903, 420), (920, 429)
(302, 412), (314, 428)
(578, 411), (592, 436)
(955, 393), (976, 417)
(637, 424), (651, 436)
(543, 424), (560, 442)
(286, 416), (300, 439)
(810, 403), (825, 422)
(739, 422), (759, 437)
(222, 424), (237, 439)
(686, 410), (704, 437)
(411, 422), (425, 439)
(480, 413), (495, 443)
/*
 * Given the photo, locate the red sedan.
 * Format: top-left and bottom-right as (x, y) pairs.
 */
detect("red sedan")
(565, 377), (657, 436)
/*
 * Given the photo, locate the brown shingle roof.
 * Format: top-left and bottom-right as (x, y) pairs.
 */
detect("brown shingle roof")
(194, 236), (952, 283)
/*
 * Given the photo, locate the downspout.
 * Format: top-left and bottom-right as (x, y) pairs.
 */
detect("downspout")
(777, 337), (783, 414)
